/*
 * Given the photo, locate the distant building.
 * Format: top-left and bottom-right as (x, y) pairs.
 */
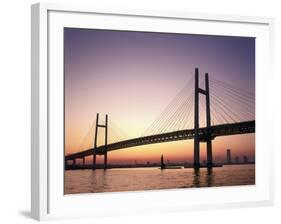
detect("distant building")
(235, 156), (239, 164)
(226, 149), (232, 164)
(146, 161), (150, 166)
(243, 156), (248, 164)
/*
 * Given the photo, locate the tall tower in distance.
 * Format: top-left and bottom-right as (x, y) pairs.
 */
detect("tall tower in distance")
(160, 154), (166, 169)
(226, 149), (232, 164)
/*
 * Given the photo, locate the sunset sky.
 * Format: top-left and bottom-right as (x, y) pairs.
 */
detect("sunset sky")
(64, 28), (255, 165)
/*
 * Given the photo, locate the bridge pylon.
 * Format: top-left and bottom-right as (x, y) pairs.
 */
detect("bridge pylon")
(194, 68), (213, 168)
(92, 113), (109, 170)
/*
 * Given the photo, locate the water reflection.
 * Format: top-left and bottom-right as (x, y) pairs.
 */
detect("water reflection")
(192, 168), (214, 187)
(192, 168), (200, 187)
(65, 165), (255, 194)
(206, 168), (213, 187)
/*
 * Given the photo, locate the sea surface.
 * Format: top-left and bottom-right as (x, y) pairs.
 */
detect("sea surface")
(64, 164), (255, 194)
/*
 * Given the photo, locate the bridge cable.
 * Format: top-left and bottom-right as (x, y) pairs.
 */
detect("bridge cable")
(210, 83), (254, 121)
(142, 76), (194, 136)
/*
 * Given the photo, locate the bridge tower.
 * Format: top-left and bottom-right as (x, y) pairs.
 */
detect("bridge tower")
(194, 68), (213, 168)
(92, 113), (108, 170)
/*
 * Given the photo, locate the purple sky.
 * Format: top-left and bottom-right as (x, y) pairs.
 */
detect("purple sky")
(64, 28), (255, 163)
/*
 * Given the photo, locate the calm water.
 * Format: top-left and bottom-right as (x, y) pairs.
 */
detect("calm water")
(64, 164), (255, 194)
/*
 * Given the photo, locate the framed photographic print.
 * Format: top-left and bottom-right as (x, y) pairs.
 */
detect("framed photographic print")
(31, 2), (274, 221)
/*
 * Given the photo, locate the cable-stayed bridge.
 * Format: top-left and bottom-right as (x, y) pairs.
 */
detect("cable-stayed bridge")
(65, 68), (255, 169)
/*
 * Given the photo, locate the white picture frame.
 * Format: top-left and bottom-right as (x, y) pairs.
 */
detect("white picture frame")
(31, 2), (274, 221)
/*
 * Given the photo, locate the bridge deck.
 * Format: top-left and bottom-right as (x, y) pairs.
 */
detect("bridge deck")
(65, 120), (255, 160)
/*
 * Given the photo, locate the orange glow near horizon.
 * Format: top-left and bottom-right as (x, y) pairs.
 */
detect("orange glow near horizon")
(66, 133), (255, 165)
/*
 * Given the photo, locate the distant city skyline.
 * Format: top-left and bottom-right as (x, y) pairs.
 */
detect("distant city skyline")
(64, 28), (255, 165)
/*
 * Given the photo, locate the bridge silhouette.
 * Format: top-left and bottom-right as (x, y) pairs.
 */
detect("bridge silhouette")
(65, 68), (255, 169)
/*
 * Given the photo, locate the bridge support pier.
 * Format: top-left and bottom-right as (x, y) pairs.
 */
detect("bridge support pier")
(93, 154), (96, 169)
(93, 113), (109, 170)
(92, 113), (99, 169)
(194, 68), (200, 168)
(193, 68), (213, 168)
(104, 114), (108, 170)
(73, 159), (76, 169)
(206, 139), (213, 168)
(104, 152), (107, 170)
(205, 72), (213, 168)
(82, 157), (85, 168)
(65, 159), (68, 169)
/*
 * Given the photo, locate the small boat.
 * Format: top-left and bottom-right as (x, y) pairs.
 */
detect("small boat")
(159, 166), (184, 170)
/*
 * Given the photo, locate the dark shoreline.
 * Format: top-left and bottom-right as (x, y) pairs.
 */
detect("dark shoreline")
(65, 162), (255, 170)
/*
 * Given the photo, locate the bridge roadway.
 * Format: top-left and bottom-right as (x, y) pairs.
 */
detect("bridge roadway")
(65, 120), (255, 161)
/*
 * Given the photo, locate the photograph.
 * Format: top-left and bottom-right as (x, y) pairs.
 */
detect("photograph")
(64, 28), (255, 194)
